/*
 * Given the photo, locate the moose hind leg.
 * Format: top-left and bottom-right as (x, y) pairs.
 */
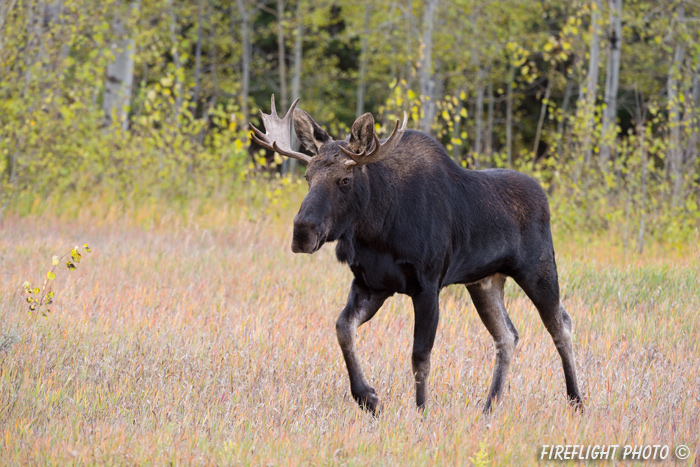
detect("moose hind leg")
(467, 274), (518, 413)
(411, 289), (440, 409)
(515, 262), (583, 407)
(336, 279), (391, 414)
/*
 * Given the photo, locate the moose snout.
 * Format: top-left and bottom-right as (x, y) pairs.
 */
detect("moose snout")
(291, 218), (324, 254)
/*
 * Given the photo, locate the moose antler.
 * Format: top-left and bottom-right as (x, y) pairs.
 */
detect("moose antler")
(249, 95), (312, 164)
(340, 112), (408, 167)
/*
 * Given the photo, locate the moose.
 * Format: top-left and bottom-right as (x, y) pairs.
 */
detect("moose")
(250, 96), (583, 414)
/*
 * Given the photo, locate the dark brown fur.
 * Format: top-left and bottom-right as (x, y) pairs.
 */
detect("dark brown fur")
(282, 108), (583, 414)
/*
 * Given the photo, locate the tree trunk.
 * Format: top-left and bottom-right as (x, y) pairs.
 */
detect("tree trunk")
(506, 64), (515, 167)
(474, 67), (485, 160)
(533, 77), (553, 165)
(168, 0), (183, 120)
(208, 1), (218, 108)
(403, 1), (415, 85)
(667, 3), (685, 209)
(193, 0), (204, 113)
(635, 92), (647, 254)
(485, 79), (494, 160)
(104, 0), (139, 130)
(22, 0), (39, 99)
(581, 0), (601, 165)
(599, 0), (622, 167)
(557, 77), (574, 160)
(0, 0), (20, 56)
(236, 0), (251, 122)
(356, 2), (370, 117)
(419, 0), (438, 133)
(285, 0), (303, 176)
(689, 65), (699, 168)
(276, 0), (287, 109)
(451, 90), (464, 162)
(291, 0), (302, 103)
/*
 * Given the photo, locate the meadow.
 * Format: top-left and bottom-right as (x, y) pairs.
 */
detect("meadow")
(0, 196), (698, 466)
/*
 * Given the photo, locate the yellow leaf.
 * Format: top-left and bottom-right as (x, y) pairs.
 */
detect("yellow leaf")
(71, 249), (82, 263)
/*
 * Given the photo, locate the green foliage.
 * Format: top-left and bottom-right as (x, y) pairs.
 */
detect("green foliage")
(469, 442), (491, 467)
(23, 244), (92, 317)
(0, 0), (698, 248)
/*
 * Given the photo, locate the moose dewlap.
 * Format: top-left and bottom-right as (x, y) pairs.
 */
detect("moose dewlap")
(250, 96), (583, 414)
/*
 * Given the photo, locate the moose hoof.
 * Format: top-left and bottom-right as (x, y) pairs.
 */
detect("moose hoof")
(568, 394), (585, 412)
(352, 387), (382, 415)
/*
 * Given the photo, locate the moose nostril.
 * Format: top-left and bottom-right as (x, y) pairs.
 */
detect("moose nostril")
(291, 220), (321, 254)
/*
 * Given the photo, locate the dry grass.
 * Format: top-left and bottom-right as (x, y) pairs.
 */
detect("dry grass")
(0, 203), (698, 466)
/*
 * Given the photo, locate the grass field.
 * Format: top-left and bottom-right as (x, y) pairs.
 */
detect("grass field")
(1, 201), (698, 465)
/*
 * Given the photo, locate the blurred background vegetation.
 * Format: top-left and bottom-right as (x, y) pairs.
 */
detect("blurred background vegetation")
(0, 0), (698, 249)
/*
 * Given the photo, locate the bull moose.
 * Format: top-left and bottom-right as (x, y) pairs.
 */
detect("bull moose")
(249, 96), (583, 414)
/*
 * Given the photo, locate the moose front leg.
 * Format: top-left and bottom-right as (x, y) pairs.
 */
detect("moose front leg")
(411, 289), (440, 409)
(336, 279), (391, 414)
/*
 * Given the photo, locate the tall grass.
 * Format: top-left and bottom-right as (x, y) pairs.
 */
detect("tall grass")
(0, 201), (698, 465)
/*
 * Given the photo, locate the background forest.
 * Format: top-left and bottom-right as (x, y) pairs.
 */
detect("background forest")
(1, 0), (699, 247)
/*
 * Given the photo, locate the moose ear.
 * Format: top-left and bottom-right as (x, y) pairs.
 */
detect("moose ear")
(347, 113), (375, 154)
(293, 109), (331, 155)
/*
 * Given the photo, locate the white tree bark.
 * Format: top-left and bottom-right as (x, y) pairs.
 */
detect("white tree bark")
(404, 1), (415, 82)
(689, 65), (699, 167)
(104, 0), (139, 130)
(506, 64), (514, 166)
(556, 78), (574, 160)
(580, 0), (601, 165)
(167, 0), (183, 119)
(474, 68), (485, 159)
(193, 0), (204, 109)
(485, 80), (494, 159)
(667, 3), (685, 208)
(599, 0), (622, 166)
(356, 2), (370, 117)
(291, 0), (302, 104)
(285, 0), (303, 176)
(276, 0), (287, 109)
(419, 0), (438, 133)
(235, 0), (251, 121)
(0, 0), (20, 56)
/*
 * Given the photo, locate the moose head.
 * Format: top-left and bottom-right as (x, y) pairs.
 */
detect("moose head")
(249, 96), (407, 255)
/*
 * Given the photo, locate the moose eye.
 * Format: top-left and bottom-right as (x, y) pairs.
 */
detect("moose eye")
(339, 177), (350, 187)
